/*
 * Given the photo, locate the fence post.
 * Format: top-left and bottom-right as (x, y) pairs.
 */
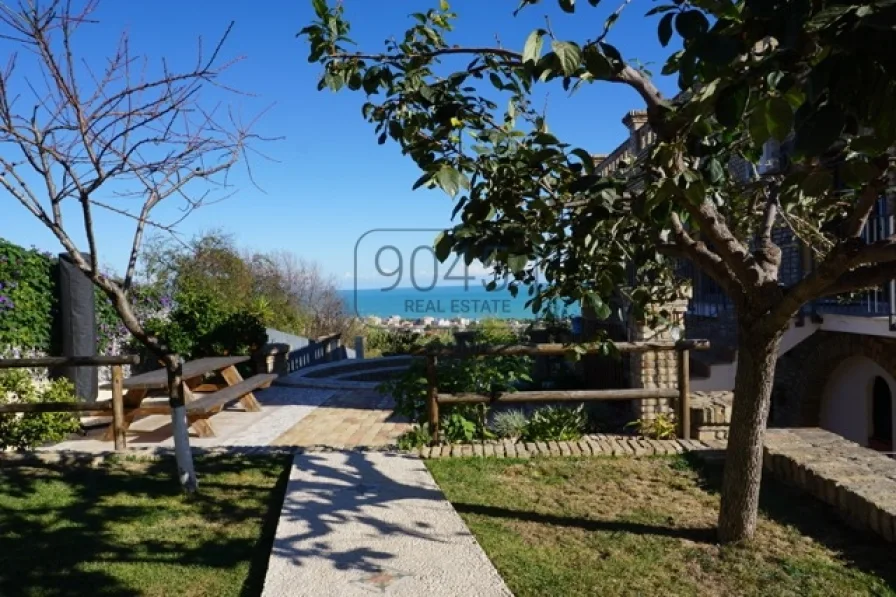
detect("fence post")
(677, 348), (690, 439)
(426, 355), (440, 444)
(111, 364), (126, 451)
(354, 335), (366, 360)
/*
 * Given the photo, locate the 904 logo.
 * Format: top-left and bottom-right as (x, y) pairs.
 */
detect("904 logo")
(352, 228), (537, 319)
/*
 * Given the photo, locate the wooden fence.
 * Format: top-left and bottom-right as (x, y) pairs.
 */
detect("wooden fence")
(420, 339), (709, 443)
(0, 355), (141, 451)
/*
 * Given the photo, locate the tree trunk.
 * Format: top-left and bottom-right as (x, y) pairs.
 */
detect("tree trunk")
(165, 355), (198, 492)
(717, 327), (781, 543)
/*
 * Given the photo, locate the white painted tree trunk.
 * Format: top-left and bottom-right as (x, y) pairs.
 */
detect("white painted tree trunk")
(166, 356), (198, 492)
(170, 404), (198, 492)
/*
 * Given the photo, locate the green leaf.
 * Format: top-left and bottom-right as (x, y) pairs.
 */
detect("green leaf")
(704, 158), (725, 183)
(658, 13), (675, 47)
(715, 83), (749, 127)
(646, 5), (676, 15)
(587, 294), (612, 320)
(767, 97), (793, 142)
(436, 166), (467, 198)
(559, 0), (575, 12)
(675, 10), (709, 39)
(508, 255), (528, 273)
(748, 101), (770, 144)
(434, 232), (454, 261)
(312, 0), (328, 18)
(551, 40), (581, 76)
(440, 0), (449, 10)
(412, 171), (434, 190)
(570, 148), (595, 174)
(801, 170), (833, 197)
(583, 45), (612, 79)
(523, 29), (546, 65)
(841, 159), (878, 187)
(794, 105), (846, 157)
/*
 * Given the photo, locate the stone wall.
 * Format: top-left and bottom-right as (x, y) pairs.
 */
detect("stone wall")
(690, 391), (733, 441)
(764, 428), (896, 542)
(771, 331), (896, 427)
(627, 298), (689, 421)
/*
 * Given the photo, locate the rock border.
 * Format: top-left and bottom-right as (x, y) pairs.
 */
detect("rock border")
(1, 435), (722, 468)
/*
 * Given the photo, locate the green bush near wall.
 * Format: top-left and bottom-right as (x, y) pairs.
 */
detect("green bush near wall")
(0, 239), (57, 353)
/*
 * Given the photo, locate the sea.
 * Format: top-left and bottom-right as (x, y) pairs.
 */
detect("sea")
(340, 286), (581, 321)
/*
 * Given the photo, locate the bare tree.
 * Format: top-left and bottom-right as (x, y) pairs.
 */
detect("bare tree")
(268, 251), (352, 338)
(0, 0), (260, 490)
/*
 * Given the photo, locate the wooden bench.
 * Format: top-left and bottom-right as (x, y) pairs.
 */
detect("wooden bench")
(185, 373), (276, 436)
(102, 356), (277, 441)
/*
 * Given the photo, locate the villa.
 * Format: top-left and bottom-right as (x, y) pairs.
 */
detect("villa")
(595, 110), (896, 454)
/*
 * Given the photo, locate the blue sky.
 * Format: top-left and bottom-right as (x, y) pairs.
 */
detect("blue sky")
(1, 0), (680, 289)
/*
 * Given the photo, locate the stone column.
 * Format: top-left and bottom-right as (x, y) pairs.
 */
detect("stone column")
(627, 296), (690, 421)
(253, 343), (290, 376)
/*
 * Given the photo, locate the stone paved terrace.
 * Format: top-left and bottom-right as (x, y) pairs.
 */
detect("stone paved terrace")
(39, 386), (337, 453)
(272, 389), (411, 449)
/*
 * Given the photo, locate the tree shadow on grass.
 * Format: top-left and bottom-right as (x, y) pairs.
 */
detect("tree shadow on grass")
(450, 502), (718, 543)
(684, 452), (896, 589)
(0, 454), (290, 597)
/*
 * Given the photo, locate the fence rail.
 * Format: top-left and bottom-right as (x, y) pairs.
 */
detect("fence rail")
(0, 355), (140, 369)
(423, 340), (708, 443)
(285, 333), (344, 373)
(0, 355), (137, 450)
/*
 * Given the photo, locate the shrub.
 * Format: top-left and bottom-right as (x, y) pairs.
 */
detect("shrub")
(626, 414), (677, 440)
(380, 353), (531, 424)
(377, 321), (531, 443)
(0, 370), (80, 451)
(396, 424), (432, 450)
(365, 327), (451, 356)
(521, 404), (587, 442)
(492, 409), (528, 439)
(441, 404), (494, 443)
(144, 290), (268, 363)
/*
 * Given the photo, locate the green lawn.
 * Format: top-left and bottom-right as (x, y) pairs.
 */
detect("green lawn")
(0, 455), (290, 597)
(428, 455), (896, 597)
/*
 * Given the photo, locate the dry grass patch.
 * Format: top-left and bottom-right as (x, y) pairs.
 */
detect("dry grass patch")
(428, 455), (896, 597)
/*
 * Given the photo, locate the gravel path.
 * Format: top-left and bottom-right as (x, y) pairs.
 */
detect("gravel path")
(262, 450), (512, 597)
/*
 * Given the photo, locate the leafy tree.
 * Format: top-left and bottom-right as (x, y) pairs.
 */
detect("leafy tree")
(302, 0), (896, 542)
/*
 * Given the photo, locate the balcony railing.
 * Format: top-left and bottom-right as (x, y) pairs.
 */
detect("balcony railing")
(683, 204), (895, 328)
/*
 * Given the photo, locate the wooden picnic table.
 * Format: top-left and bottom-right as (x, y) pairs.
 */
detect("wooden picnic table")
(104, 355), (275, 440)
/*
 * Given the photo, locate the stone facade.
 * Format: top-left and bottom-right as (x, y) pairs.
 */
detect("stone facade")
(626, 298), (689, 421)
(690, 391), (733, 441)
(771, 331), (896, 428)
(253, 343), (291, 376)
